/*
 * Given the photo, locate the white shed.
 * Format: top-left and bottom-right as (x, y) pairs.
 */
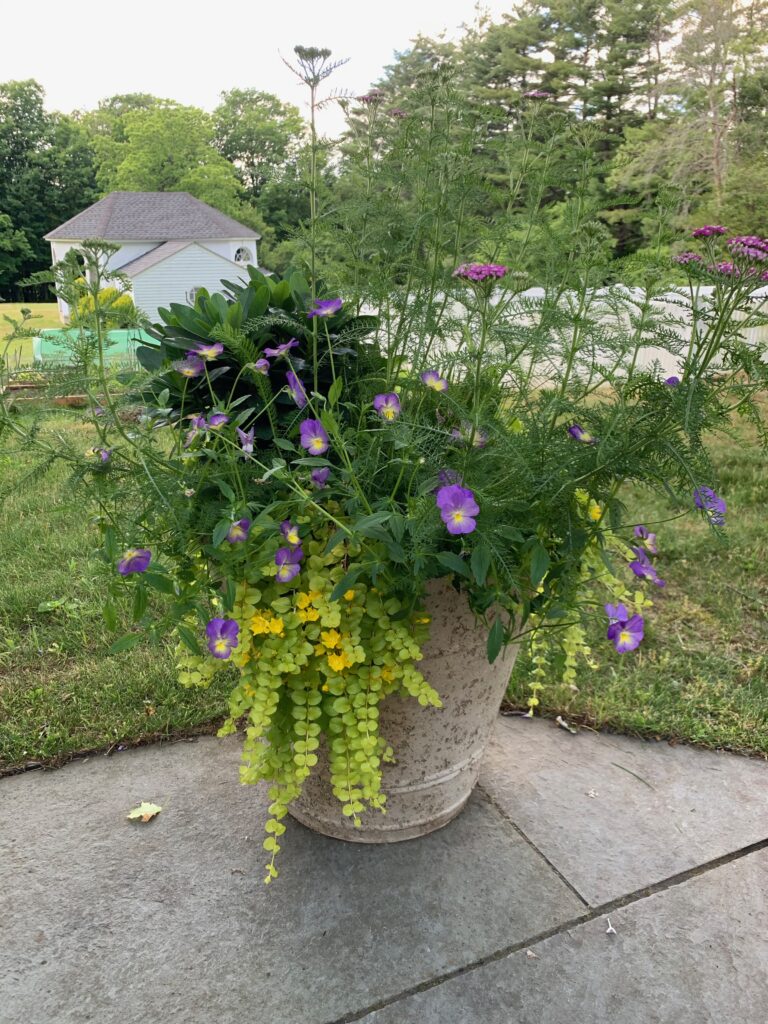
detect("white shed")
(44, 191), (260, 323)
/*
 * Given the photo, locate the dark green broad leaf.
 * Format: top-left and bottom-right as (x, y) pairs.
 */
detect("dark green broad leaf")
(324, 527), (349, 556)
(530, 543), (550, 587)
(273, 437), (296, 451)
(143, 571), (177, 595)
(136, 344), (164, 371)
(253, 285), (271, 316)
(176, 623), (201, 655)
(109, 633), (143, 655)
(352, 511), (392, 538)
(385, 541), (407, 564)
(132, 585), (147, 621)
(103, 601), (118, 632)
(330, 567), (364, 602)
(470, 543), (492, 586)
(436, 551), (471, 578)
(271, 280), (291, 307)
(216, 479), (236, 502)
(487, 616), (504, 664)
(212, 520), (232, 547)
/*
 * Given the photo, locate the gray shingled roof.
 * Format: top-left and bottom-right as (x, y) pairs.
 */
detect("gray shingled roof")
(44, 192), (261, 241)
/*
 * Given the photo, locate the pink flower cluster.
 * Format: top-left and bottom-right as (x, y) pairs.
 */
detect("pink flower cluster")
(727, 236), (768, 262)
(453, 263), (508, 283)
(692, 225), (727, 238)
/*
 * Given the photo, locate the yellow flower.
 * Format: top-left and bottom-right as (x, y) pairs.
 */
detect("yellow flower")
(327, 651), (352, 672)
(268, 617), (285, 635)
(295, 592), (312, 609)
(250, 614), (272, 635)
(415, 615), (431, 624)
(381, 666), (394, 682)
(588, 502), (602, 522)
(321, 683), (330, 692)
(298, 607), (320, 622)
(308, 590), (323, 606)
(343, 589), (356, 602)
(314, 643), (326, 656)
(320, 628), (341, 649)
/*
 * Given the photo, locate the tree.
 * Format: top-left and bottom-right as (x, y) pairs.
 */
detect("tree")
(213, 89), (304, 196)
(0, 80), (98, 297)
(0, 213), (32, 296)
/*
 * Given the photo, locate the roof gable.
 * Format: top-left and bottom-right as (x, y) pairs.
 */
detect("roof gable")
(45, 192), (260, 242)
(120, 241), (245, 277)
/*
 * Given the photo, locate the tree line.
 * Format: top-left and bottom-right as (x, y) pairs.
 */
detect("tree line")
(1, 0), (766, 299)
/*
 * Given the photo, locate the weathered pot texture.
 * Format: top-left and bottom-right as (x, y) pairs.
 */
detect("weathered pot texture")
(289, 577), (519, 843)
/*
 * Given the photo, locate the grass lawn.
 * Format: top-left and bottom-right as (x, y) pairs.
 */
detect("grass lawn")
(1, 302), (62, 365)
(0, 409), (766, 773)
(0, 412), (233, 772)
(507, 420), (768, 757)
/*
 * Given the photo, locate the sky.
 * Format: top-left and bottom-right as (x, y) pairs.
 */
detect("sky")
(3, 0), (512, 135)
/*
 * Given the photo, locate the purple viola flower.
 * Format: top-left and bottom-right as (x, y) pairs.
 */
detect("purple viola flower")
(421, 370), (448, 392)
(280, 520), (301, 547)
(275, 546), (303, 583)
(173, 354), (205, 378)
(436, 484), (480, 535)
(263, 339), (299, 359)
(604, 602), (629, 624)
(190, 342), (223, 361)
(117, 548), (152, 576)
(693, 486), (727, 527)
(664, 375), (681, 386)
(692, 225), (727, 238)
(236, 426), (254, 454)
(207, 412), (229, 429)
(311, 466), (330, 489)
(307, 298), (343, 319)
(373, 393), (401, 421)
(252, 358), (270, 374)
(286, 370), (308, 409)
(634, 524), (658, 555)
(299, 419), (330, 455)
(629, 546), (665, 587)
(607, 614), (644, 653)
(568, 423), (598, 444)
(226, 518), (251, 544)
(206, 618), (239, 660)
(189, 413), (207, 430)
(453, 263), (508, 283)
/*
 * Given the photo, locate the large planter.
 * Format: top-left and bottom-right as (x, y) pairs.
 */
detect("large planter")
(289, 578), (519, 843)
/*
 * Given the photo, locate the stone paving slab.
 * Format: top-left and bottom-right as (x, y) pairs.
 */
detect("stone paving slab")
(0, 735), (584, 1024)
(361, 847), (768, 1024)
(480, 716), (768, 904)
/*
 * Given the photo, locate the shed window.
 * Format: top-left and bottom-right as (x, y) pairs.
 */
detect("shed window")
(234, 246), (253, 264)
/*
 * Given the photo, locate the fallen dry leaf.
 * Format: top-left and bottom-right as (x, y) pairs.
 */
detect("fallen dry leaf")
(127, 802), (162, 823)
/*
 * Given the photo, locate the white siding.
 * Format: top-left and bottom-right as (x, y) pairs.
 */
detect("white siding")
(204, 238), (259, 265)
(130, 244), (248, 324)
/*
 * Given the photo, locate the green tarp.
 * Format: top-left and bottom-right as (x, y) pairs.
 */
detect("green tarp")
(33, 328), (155, 363)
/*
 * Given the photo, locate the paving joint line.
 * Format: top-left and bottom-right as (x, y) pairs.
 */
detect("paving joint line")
(475, 783), (590, 907)
(322, 832), (768, 1024)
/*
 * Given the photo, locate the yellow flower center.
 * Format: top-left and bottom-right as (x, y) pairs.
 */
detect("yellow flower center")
(383, 407), (395, 420)
(310, 438), (325, 452)
(343, 589), (356, 602)
(452, 511), (465, 523)
(619, 631), (631, 645)
(213, 639), (229, 654)
(286, 527), (300, 545)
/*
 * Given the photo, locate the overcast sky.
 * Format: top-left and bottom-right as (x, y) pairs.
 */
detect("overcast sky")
(3, 0), (512, 135)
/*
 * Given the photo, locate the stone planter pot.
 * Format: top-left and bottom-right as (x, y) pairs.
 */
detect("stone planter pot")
(289, 578), (519, 843)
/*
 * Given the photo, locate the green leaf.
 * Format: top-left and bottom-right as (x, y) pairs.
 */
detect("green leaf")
(487, 616), (504, 664)
(331, 567), (363, 602)
(323, 528), (348, 556)
(212, 520), (232, 547)
(273, 437), (295, 451)
(530, 543), (550, 587)
(109, 633), (143, 654)
(177, 623), (201, 654)
(436, 551), (471, 578)
(103, 601), (118, 632)
(143, 571), (176, 595)
(132, 586), (147, 621)
(470, 543), (492, 586)
(216, 479), (236, 502)
(328, 376), (343, 407)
